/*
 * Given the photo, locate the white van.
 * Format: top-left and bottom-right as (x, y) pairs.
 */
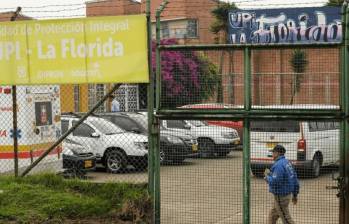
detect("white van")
(250, 120), (340, 177)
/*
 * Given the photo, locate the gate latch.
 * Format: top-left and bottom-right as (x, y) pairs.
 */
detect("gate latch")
(326, 173), (347, 199)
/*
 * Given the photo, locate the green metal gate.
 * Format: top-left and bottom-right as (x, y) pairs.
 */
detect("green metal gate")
(148, 4), (349, 224)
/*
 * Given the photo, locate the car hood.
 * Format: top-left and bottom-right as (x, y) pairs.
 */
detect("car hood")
(192, 125), (236, 133)
(62, 142), (93, 154)
(161, 130), (195, 140)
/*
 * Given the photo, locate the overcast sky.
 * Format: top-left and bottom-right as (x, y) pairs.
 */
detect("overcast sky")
(0, 0), (330, 19)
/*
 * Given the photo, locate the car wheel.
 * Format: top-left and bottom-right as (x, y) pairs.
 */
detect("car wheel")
(159, 148), (167, 164)
(310, 156), (321, 178)
(198, 139), (215, 157)
(105, 150), (126, 173)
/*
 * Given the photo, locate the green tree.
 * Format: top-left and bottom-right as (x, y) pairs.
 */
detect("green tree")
(210, 2), (237, 103)
(327, 0), (344, 6)
(289, 49), (308, 104)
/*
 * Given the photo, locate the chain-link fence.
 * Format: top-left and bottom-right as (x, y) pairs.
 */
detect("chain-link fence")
(156, 44), (343, 223)
(0, 84), (150, 185)
(0, 1), (347, 223)
(159, 118), (243, 224)
(158, 47), (340, 108)
(250, 119), (340, 224)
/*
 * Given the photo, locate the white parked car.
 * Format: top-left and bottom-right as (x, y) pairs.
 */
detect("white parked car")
(61, 114), (148, 173)
(162, 120), (241, 157)
(61, 138), (96, 176)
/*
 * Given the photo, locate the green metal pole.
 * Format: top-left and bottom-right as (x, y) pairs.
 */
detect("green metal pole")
(344, 0), (349, 117)
(243, 47), (251, 224)
(343, 4), (349, 224)
(156, 1), (168, 109)
(146, 0), (154, 199)
(244, 47), (251, 111)
(154, 2), (168, 223)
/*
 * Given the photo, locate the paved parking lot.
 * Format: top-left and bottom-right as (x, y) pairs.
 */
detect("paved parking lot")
(87, 151), (340, 224)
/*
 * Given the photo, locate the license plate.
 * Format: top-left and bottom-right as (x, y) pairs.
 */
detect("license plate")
(266, 142), (277, 149)
(84, 160), (93, 168)
(192, 144), (198, 151)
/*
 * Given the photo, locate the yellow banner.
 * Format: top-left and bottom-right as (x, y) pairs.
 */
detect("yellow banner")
(0, 15), (149, 85)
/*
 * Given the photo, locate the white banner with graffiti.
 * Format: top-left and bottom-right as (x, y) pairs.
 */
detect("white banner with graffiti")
(228, 6), (342, 44)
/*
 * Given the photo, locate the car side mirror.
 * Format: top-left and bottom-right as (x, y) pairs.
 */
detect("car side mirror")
(184, 124), (191, 130)
(91, 132), (100, 138)
(131, 127), (141, 134)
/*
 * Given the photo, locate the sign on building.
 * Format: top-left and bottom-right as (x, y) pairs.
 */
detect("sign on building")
(0, 15), (149, 85)
(228, 7), (342, 44)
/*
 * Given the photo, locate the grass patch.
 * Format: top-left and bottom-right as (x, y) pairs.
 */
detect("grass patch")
(0, 174), (152, 224)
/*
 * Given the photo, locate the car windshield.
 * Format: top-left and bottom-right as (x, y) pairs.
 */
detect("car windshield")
(92, 119), (124, 135)
(130, 115), (148, 130)
(250, 121), (300, 132)
(129, 114), (167, 131)
(187, 120), (208, 127)
(64, 138), (81, 145)
(109, 116), (147, 133)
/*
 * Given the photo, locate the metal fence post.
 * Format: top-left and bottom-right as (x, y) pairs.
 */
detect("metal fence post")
(343, 4), (349, 223)
(146, 0), (154, 198)
(243, 47), (251, 224)
(154, 2), (168, 223)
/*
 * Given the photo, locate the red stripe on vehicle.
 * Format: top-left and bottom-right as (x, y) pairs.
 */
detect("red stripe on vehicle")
(0, 147), (62, 159)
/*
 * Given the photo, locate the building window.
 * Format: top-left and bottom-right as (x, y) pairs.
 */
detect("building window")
(162, 22), (169, 38)
(73, 85), (80, 112)
(153, 19), (199, 40)
(173, 28), (186, 38)
(187, 19), (198, 38)
(88, 84), (106, 112)
(114, 84), (139, 112)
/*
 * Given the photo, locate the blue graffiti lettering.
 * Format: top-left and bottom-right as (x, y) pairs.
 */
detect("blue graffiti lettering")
(228, 8), (342, 44)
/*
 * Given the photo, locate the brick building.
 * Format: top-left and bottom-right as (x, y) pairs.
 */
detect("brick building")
(87, 0), (218, 44)
(0, 5), (339, 114)
(61, 1), (340, 113)
(60, 0), (220, 113)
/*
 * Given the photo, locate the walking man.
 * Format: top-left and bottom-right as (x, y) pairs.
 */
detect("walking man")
(264, 144), (299, 224)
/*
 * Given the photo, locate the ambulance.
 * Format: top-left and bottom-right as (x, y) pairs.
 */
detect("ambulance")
(0, 85), (62, 173)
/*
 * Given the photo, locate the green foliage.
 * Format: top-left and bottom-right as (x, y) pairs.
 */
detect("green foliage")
(290, 49), (308, 74)
(0, 174), (150, 223)
(197, 54), (220, 101)
(210, 2), (237, 102)
(210, 2), (237, 39)
(326, 0), (344, 6)
(289, 49), (308, 104)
